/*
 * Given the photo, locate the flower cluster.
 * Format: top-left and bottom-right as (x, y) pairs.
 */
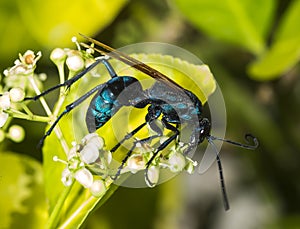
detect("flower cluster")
(119, 138), (198, 187)
(0, 50), (43, 142)
(50, 37), (100, 80)
(54, 131), (198, 191)
(53, 133), (110, 197)
(2, 50), (44, 93)
(0, 37), (99, 144)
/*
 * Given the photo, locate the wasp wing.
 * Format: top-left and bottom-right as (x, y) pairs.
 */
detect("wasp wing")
(80, 34), (184, 91)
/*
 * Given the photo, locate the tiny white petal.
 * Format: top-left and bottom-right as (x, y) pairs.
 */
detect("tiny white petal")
(14, 59), (21, 65)
(80, 144), (99, 164)
(168, 153), (186, 172)
(68, 157), (81, 171)
(89, 180), (106, 197)
(145, 166), (159, 188)
(0, 112), (9, 128)
(82, 133), (104, 148)
(75, 168), (93, 188)
(185, 157), (198, 174)
(68, 145), (78, 160)
(81, 133), (96, 144)
(0, 93), (11, 110)
(14, 65), (27, 74)
(61, 168), (73, 186)
(3, 69), (9, 76)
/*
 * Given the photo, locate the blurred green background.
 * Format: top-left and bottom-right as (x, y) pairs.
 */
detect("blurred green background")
(1, 0), (300, 228)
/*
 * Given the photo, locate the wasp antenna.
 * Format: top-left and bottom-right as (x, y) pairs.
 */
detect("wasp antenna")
(207, 138), (230, 211)
(209, 134), (259, 150)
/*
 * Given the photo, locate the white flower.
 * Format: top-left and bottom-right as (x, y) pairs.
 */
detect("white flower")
(127, 154), (146, 174)
(19, 50), (42, 69)
(53, 133), (109, 196)
(4, 50), (42, 77)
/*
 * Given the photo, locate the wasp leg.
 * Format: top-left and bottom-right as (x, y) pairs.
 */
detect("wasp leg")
(144, 119), (180, 187)
(24, 57), (118, 102)
(24, 59), (101, 101)
(110, 122), (148, 153)
(38, 83), (106, 147)
(112, 135), (160, 180)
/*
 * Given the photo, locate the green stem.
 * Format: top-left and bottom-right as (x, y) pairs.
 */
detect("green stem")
(20, 103), (34, 116)
(27, 75), (52, 116)
(45, 183), (74, 229)
(57, 61), (66, 86)
(27, 74), (69, 153)
(7, 109), (50, 122)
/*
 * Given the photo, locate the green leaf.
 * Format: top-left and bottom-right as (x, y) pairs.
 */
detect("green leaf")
(17, 0), (128, 47)
(173, 0), (275, 54)
(249, 0), (300, 80)
(0, 0), (127, 61)
(42, 53), (216, 228)
(0, 152), (47, 229)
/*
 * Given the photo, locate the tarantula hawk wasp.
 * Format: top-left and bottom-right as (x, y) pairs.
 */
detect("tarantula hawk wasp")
(26, 34), (258, 210)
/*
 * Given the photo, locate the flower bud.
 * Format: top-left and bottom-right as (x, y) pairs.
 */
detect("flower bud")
(9, 88), (25, 102)
(50, 48), (67, 64)
(89, 179), (106, 197)
(8, 125), (25, 142)
(66, 54), (84, 72)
